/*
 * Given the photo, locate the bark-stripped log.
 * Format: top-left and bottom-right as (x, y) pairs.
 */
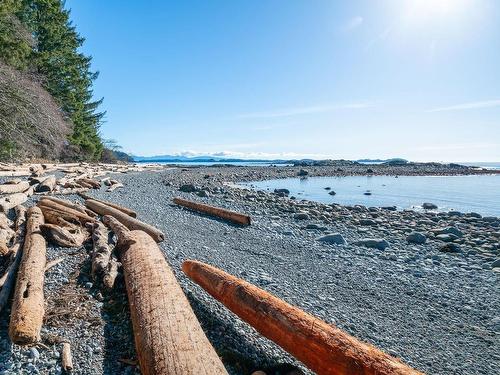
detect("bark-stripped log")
(102, 216), (227, 375)
(0, 193), (28, 212)
(37, 199), (95, 225)
(39, 196), (97, 218)
(173, 197), (251, 226)
(0, 206), (27, 312)
(102, 257), (120, 290)
(9, 207), (46, 345)
(183, 260), (423, 375)
(79, 178), (101, 189)
(0, 213), (15, 256)
(78, 192), (137, 217)
(0, 181), (30, 194)
(107, 182), (124, 192)
(61, 342), (74, 371)
(86, 200), (163, 242)
(36, 175), (56, 192)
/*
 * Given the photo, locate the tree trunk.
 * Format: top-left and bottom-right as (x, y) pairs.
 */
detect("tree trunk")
(173, 197), (251, 226)
(78, 192), (137, 217)
(39, 196), (97, 218)
(9, 207), (46, 345)
(103, 216), (227, 375)
(37, 199), (95, 224)
(86, 199), (164, 242)
(182, 260), (423, 375)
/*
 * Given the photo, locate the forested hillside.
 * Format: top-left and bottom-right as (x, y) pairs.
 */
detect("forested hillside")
(0, 0), (104, 161)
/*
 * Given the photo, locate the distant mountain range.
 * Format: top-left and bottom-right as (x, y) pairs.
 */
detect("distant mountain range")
(132, 154), (409, 164)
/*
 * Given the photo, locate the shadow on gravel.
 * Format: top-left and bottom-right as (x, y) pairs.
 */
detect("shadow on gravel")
(184, 290), (305, 375)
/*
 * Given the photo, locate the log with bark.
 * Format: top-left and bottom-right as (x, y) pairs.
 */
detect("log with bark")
(89, 221), (112, 277)
(85, 199), (163, 242)
(0, 193), (28, 212)
(173, 197), (251, 226)
(183, 260), (423, 375)
(0, 206), (27, 312)
(9, 207), (46, 345)
(77, 193), (137, 217)
(102, 216), (227, 375)
(0, 181), (30, 194)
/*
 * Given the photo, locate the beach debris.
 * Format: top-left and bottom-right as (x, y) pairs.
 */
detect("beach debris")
(102, 216), (227, 374)
(88, 221), (120, 290)
(85, 199), (164, 242)
(0, 181), (30, 194)
(36, 175), (56, 193)
(9, 207), (46, 345)
(40, 223), (89, 248)
(173, 197), (251, 226)
(44, 257), (65, 272)
(183, 260), (423, 375)
(37, 199), (96, 225)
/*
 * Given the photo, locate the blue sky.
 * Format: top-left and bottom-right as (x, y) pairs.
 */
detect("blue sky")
(66, 0), (500, 161)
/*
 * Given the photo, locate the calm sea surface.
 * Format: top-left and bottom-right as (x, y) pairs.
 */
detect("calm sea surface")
(243, 175), (500, 217)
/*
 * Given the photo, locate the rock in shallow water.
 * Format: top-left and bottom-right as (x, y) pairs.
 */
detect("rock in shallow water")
(422, 202), (438, 209)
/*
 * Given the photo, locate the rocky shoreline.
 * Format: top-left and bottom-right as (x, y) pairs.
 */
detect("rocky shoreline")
(0, 163), (499, 374)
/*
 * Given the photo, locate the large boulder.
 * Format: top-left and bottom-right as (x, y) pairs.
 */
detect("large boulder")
(406, 232), (427, 244)
(354, 238), (389, 250)
(316, 233), (347, 245)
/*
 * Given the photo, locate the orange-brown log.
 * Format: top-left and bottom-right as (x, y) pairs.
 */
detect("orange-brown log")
(79, 177), (101, 189)
(77, 192), (137, 217)
(9, 207), (46, 345)
(173, 197), (251, 226)
(182, 260), (423, 375)
(86, 199), (163, 242)
(102, 216), (227, 374)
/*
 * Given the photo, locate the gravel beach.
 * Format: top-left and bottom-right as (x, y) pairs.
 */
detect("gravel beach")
(1, 163), (499, 374)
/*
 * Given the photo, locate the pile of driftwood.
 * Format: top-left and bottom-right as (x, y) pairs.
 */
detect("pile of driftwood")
(0, 172), (422, 374)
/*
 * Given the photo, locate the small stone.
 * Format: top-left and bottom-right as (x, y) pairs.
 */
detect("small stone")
(29, 348), (40, 361)
(316, 233), (347, 245)
(440, 243), (462, 253)
(354, 238), (389, 250)
(406, 232), (427, 244)
(179, 184), (197, 193)
(297, 169), (309, 176)
(328, 191), (336, 195)
(293, 212), (310, 220)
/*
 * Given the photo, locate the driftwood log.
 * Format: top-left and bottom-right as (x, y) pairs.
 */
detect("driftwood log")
(0, 181), (30, 194)
(40, 223), (89, 248)
(36, 175), (56, 192)
(0, 212), (14, 256)
(0, 206), (27, 312)
(183, 260), (423, 375)
(0, 193), (28, 212)
(86, 199), (164, 242)
(9, 207), (46, 345)
(89, 221), (114, 279)
(173, 197), (251, 226)
(37, 199), (95, 225)
(39, 196), (97, 218)
(102, 216), (227, 375)
(78, 192), (137, 217)
(61, 342), (74, 371)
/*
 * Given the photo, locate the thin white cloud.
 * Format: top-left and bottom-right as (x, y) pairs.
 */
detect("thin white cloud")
(160, 150), (335, 160)
(343, 16), (364, 32)
(428, 99), (500, 112)
(237, 102), (374, 119)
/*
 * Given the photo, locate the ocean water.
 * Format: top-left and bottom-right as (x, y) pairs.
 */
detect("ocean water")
(137, 161), (292, 166)
(244, 175), (500, 217)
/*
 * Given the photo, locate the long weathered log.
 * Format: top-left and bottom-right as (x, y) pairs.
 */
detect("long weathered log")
(39, 196), (97, 218)
(0, 206), (27, 312)
(79, 177), (101, 189)
(37, 199), (95, 224)
(86, 200), (163, 242)
(0, 193), (28, 212)
(0, 181), (30, 194)
(102, 216), (227, 374)
(9, 207), (46, 345)
(183, 260), (423, 375)
(173, 197), (251, 226)
(78, 192), (137, 217)
(36, 175), (56, 193)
